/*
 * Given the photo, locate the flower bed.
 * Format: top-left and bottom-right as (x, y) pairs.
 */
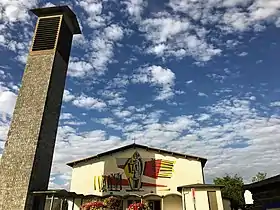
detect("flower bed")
(81, 201), (105, 210)
(80, 196), (121, 210)
(128, 202), (150, 210)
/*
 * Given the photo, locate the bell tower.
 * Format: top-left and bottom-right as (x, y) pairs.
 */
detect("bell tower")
(0, 6), (81, 210)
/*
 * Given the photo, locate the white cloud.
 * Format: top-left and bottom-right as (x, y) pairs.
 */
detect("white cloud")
(104, 24), (124, 41)
(94, 117), (123, 130)
(198, 92), (208, 97)
(63, 90), (75, 103)
(238, 52), (248, 56)
(68, 61), (93, 78)
(90, 37), (114, 74)
(0, 0), (37, 23)
(0, 35), (5, 46)
(107, 97), (126, 106)
(132, 65), (176, 100)
(134, 0), (280, 62)
(107, 74), (129, 89)
(124, 0), (145, 20)
(89, 24), (124, 76)
(50, 126), (126, 188)
(78, 0), (105, 28)
(164, 115), (197, 132)
(43, 2), (56, 7)
(127, 104), (153, 112)
(1, 0), (280, 191)
(222, 0), (251, 7)
(168, 0), (280, 31)
(80, 0), (102, 14)
(1, 94), (274, 189)
(113, 109), (132, 118)
(141, 16), (190, 44)
(72, 3), (124, 79)
(249, 0), (280, 22)
(221, 10), (250, 32)
(49, 175), (70, 189)
(149, 65), (175, 86)
(60, 113), (74, 120)
(73, 34), (87, 48)
(249, 96), (256, 102)
(271, 101), (280, 107)
(0, 0), (36, 60)
(140, 15), (221, 61)
(197, 113), (211, 121)
(63, 121), (86, 126)
(99, 90), (127, 106)
(198, 102), (280, 183)
(122, 97), (280, 183)
(147, 44), (166, 56)
(73, 95), (107, 111)
(0, 123), (9, 141)
(0, 83), (20, 161)
(95, 117), (114, 125)
(123, 115), (197, 146)
(0, 91), (17, 121)
(123, 122), (142, 132)
(218, 0), (280, 32)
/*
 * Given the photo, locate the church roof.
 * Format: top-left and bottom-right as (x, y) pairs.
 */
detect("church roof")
(66, 143), (207, 167)
(244, 174), (280, 190)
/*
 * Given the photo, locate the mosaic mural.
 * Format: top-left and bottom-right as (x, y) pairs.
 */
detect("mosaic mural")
(93, 151), (176, 192)
(143, 159), (175, 178)
(123, 151), (143, 190)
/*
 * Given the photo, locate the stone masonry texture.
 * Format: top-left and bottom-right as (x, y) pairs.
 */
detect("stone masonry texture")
(0, 50), (68, 210)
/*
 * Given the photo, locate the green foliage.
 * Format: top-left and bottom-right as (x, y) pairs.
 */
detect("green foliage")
(252, 172), (267, 183)
(213, 174), (245, 209)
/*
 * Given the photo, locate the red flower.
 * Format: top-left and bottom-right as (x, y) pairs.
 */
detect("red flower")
(128, 202), (149, 210)
(81, 201), (105, 210)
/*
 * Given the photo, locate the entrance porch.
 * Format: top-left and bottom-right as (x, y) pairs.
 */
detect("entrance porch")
(32, 190), (183, 210)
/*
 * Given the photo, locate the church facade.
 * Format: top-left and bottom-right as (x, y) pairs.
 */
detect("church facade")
(65, 143), (225, 210)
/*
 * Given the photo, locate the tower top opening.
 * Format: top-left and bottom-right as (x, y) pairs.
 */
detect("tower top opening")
(30, 6), (81, 34)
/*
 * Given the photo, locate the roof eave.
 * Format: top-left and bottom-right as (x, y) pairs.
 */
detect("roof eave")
(177, 184), (224, 192)
(66, 143), (207, 168)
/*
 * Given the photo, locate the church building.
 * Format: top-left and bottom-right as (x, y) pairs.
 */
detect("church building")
(62, 143), (225, 210)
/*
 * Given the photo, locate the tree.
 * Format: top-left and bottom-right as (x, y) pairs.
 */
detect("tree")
(214, 174), (245, 209)
(252, 172), (267, 183)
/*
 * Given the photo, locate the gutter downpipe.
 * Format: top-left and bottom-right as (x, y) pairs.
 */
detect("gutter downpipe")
(49, 194), (54, 210)
(182, 188), (186, 210)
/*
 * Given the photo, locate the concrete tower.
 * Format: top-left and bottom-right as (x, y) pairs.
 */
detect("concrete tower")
(0, 6), (81, 210)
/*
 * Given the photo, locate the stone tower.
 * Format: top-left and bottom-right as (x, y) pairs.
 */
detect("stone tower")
(0, 6), (81, 210)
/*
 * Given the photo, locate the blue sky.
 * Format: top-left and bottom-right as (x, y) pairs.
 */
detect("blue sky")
(1, 0), (280, 189)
